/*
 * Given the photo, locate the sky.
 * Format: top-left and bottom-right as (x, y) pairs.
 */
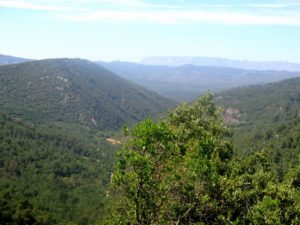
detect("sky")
(0, 0), (300, 62)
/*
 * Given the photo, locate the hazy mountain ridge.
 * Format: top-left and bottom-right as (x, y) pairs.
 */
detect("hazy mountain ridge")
(99, 60), (300, 101)
(140, 56), (300, 71)
(0, 54), (32, 65)
(0, 58), (175, 130)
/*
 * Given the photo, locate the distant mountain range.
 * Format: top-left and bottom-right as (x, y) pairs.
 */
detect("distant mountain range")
(3, 53), (300, 102)
(140, 56), (300, 72)
(0, 54), (31, 65)
(99, 61), (300, 101)
(0, 58), (175, 130)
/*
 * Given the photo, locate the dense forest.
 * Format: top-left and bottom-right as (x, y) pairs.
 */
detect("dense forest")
(216, 77), (300, 176)
(1, 59), (300, 224)
(0, 59), (175, 224)
(0, 113), (118, 224)
(104, 95), (300, 224)
(0, 59), (175, 130)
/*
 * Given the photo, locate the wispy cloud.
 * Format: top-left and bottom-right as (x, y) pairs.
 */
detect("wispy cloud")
(0, 0), (67, 11)
(57, 9), (300, 25)
(243, 3), (289, 9)
(1, 0), (300, 26)
(72, 0), (162, 8)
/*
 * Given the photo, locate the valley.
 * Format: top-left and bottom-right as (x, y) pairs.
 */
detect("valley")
(2, 0), (300, 223)
(0, 57), (175, 224)
(0, 54), (299, 224)
(99, 60), (300, 101)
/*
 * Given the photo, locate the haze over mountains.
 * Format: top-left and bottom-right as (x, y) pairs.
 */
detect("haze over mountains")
(2, 53), (300, 102)
(0, 54), (31, 65)
(140, 56), (300, 72)
(99, 61), (300, 101)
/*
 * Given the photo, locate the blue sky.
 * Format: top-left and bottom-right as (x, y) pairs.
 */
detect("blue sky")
(0, 0), (300, 62)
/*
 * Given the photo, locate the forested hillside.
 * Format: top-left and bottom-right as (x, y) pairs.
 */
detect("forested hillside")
(216, 77), (300, 176)
(0, 113), (117, 224)
(99, 61), (300, 101)
(0, 59), (175, 130)
(104, 95), (300, 224)
(0, 58), (176, 225)
(1, 79), (300, 224)
(1, 57), (300, 225)
(216, 77), (300, 124)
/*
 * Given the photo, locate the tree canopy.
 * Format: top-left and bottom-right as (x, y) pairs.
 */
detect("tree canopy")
(105, 95), (300, 225)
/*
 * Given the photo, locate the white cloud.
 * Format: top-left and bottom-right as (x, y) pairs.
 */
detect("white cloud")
(0, 0), (67, 11)
(73, 0), (153, 7)
(1, 0), (300, 26)
(56, 9), (300, 26)
(243, 3), (289, 8)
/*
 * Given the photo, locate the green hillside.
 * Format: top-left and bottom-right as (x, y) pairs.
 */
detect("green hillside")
(216, 77), (300, 125)
(104, 95), (300, 225)
(0, 58), (176, 224)
(0, 113), (117, 224)
(2, 58), (299, 224)
(215, 77), (300, 174)
(0, 59), (175, 130)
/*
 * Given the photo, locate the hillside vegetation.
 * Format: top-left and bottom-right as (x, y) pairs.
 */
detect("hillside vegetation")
(0, 113), (117, 224)
(0, 58), (176, 224)
(216, 77), (300, 175)
(104, 95), (300, 224)
(0, 59), (175, 130)
(216, 77), (300, 124)
(1, 57), (300, 224)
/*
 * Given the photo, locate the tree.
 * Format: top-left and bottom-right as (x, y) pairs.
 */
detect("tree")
(106, 95), (300, 225)
(108, 119), (181, 224)
(106, 95), (233, 224)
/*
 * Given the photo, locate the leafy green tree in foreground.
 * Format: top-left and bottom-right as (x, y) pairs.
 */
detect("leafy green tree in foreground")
(105, 95), (300, 225)
(108, 119), (181, 224)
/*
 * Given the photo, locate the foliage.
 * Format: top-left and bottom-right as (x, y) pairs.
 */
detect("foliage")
(2, 59), (300, 225)
(0, 58), (175, 130)
(0, 58), (177, 225)
(0, 113), (117, 224)
(216, 77), (300, 175)
(106, 95), (300, 224)
(110, 119), (181, 224)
